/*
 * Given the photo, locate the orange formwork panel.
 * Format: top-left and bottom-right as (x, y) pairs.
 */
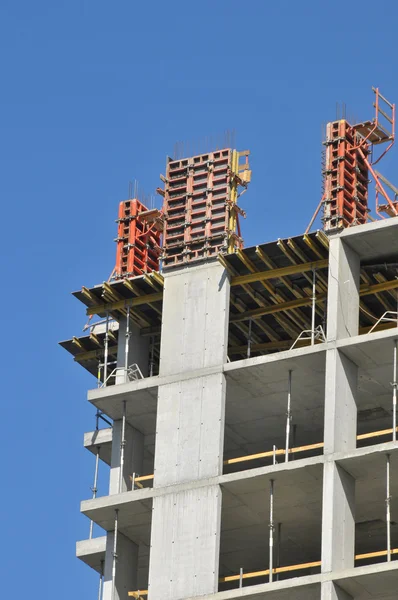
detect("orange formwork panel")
(114, 199), (161, 279)
(161, 148), (251, 268)
(322, 120), (369, 232)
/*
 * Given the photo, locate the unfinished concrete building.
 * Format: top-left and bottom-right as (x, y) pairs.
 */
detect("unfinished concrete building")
(61, 88), (398, 600)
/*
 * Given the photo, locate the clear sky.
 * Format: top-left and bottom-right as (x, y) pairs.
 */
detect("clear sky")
(1, 1), (397, 597)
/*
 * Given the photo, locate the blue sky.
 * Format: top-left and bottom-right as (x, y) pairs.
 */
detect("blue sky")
(0, 1), (397, 597)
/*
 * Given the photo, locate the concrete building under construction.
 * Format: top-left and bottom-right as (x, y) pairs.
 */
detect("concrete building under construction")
(61, 88), (398, 600)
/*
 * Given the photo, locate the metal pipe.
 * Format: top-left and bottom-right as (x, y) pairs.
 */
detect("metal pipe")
(285, 370), (292, 462)
(276, 523), (281, 581)
(125, 307), (131, 383)
(269, 479), (274, 583)
(311, 269), (316, 345)
(89, 446), (101, 539)
(98, 559), (104, 600)
(111, 509), (119, 600)
(393, 340), (397, 442)
(386, 454), (391, 562)
(119, 401), (127, 494)
(103, 312), (110, 387)
(149, 335), (155, 378)
(247, 318), (252, 359)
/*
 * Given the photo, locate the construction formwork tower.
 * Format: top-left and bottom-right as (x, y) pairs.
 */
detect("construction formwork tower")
(322, 88), (397, 232)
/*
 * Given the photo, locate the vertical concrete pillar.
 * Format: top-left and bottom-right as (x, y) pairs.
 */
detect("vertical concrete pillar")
(322, 236), (359, 582)
(109, 422), (144, 494)
(148, 262), (230, 600)
(326, 237), (360, 341)
(103, 532), (139, 600)
(321, 462), (355, 571)
(324, 350), (358, 454)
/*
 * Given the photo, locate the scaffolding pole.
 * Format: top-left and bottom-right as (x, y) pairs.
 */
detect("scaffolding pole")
(276, 523), (281, 581)
(285, 370), (292, 462)
(269, 479), (274, 583)
(149, 335), (155, 377)
(119, 401), (127, 494)
(386, 454), (391, 562)
(311, 269), (316, 345)
(104, 312), (110, 387)
(89, 445), (100, 539)
(247, 318), (252, 358)
(98, 559), (104, 600)
(125, 306), (131, 382)
(112, 509), (119, 600)
(393, 340), (397, 442)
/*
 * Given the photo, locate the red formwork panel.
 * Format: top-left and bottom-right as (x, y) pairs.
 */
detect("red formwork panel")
(162, 149), (234, 267)
(323, 120), (369, 231)
(114, 199), (161, 279)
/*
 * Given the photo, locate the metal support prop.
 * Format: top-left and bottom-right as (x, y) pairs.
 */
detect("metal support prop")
(247, 318), (252, 359)
(269, 479), (274, 582)
(239, 567), (243, 588)
(89, 446), (101, 539)
(276, 523), (281, 581)
(112, 509), (119, 600)
(285, 370), (292, 462)
(124, 307), (131, 382)
(393, 340), (397, 442)
(149, 335), (155, 378)
(98, 559), (104, 600)
(311, 269), (316, 345)
(104, 312), (110, 387)
(273, 445), (277, 465)
(119, 401), (127, 494)
(97, 360), (102, 388)
(386, 454), (392, 562)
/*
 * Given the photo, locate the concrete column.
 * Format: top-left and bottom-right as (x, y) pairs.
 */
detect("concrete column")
(321, 581), (353, 600)
(324, 349), (358, 454)
(103, 531), (139, 600)
(116, 317), (150, 384)
(326, 237), (360, 341)
(148, 262), (230, 600)
(109, 422), (144, 494)
(321, 462), (355, 572)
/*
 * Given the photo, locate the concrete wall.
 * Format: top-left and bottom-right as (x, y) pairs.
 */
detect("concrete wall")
(103, 531), (138, 600)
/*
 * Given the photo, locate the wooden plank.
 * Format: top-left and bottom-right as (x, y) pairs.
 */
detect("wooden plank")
(86, 292), (163, 316)
(230, 259), (328, 287)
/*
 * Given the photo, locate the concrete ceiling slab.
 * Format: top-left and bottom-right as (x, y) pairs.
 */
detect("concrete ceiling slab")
(336, 217), (398, 261)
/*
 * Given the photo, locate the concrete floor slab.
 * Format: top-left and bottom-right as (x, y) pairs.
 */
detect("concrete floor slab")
(84, 428), (112, 465)
(76, 536), (106, 573)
